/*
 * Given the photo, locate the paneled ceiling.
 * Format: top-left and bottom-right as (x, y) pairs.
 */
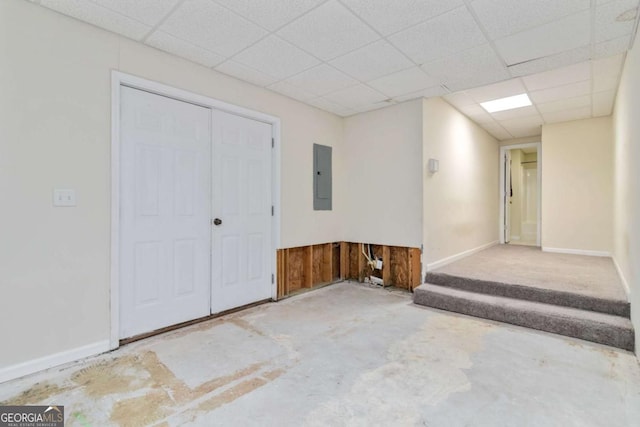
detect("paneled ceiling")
(28, 0), (640, 139)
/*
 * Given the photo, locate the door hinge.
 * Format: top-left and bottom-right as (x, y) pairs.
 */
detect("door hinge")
(271, 138), (274, 148)
(271, 205), (274, 216)
(271, 273), (275, 284)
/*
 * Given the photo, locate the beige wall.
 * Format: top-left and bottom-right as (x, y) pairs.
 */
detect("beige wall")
(541, 117), (613, 253)
(0, 0), (344, 369)
(343, 101), (423, 247)
(423, 98), (500, 267)
(613, 43), (640, 354)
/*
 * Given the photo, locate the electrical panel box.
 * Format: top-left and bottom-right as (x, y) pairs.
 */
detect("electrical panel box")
(313, 143), (332, 211)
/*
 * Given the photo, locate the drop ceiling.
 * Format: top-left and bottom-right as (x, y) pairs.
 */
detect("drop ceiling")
(28, 0), (640, 139)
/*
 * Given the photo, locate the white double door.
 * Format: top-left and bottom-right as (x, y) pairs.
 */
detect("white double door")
(119, 86), (272, 339)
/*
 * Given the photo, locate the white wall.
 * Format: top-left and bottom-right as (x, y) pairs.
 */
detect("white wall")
(613, 43), (640, 354)
(541, 117), (613, 254)
(0, 0), (344, 371)
(422, 98), (500, 268)
(343, 100), (423, 247)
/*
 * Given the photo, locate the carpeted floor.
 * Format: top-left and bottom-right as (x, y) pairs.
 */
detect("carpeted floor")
(433, 245), (628, 301)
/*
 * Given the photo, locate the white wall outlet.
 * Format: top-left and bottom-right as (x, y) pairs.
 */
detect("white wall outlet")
(374, 259), (383, 269)
(53, 189), (76, 207)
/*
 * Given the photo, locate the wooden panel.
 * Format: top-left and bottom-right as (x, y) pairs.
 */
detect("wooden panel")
(277, 249), (286, 299)
(286, 247), (306, 292)
(312, 244), (324, 286)
(409, 248), (422, 290)
(277, 242), (420, 298)
(333, 243), (341, 280)
(390, 247), (410, 289)
(304, 246), (313, 288)
(382, 246), (391, 285)
(322, 243), (333, 283)
(340, 242), (348, 279)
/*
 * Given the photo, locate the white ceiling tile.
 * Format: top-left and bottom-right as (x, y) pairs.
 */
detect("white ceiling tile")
(491, 105), (539, 121)
(232, 36), (320, 80)
(499, 115), (544, 129)
(507, 45), (590, 77)
(522, 61), (591, 91)
(592, 53), (625, 79)
(592, 90), (617, 116)
(323, 84), (387, 109)
(39, 0), (151, 39)
(267, 81), (317, 102)
(90, 0), (180, 26)
(470, 0), (590, 39)
(594, 35), (632, 58)
(283, 65), (359, 96)
(593, 75), (620, 92)
(159, 0), (267, 57)
(146, 31), (225, 67)
(528, 80), (591, 104)
(480, 122), (513, 140)
(537, 95), (591, 113)
(340, 0), (464, 35)
(494, 10), (591, 66)
(444, 73), (509, 92)
(459, 105), (496, 124)
(329, 40), (414, 82)
(388, 6), (486, 64)
(595, 0), (639, 43)
(421, 44), (509, 89)
(350, 101), (396, 114)
(367, 67), (439, 97)
(277, 0), (379, 61)
(214, 60), (278, 87)
(213, 0), (326, 31)
(393, 86), (449, 102)
(307, 97), (356, 116)
(465, 78), (527, 103)
(443, 92), (477, 108)
(502, 125), (544, 138)
(542, 106), (592, 123)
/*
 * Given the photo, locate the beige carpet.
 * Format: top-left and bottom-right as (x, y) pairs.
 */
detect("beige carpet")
(433, 245), (627, 301)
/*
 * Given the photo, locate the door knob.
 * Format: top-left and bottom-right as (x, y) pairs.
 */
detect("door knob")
(212, 218), (222, 226)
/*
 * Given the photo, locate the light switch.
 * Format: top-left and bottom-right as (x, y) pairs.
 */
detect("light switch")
(53, 189), (76, 207)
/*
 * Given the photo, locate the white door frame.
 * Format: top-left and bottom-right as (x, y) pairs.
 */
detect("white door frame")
(110, 71), (281, 350)
(499, 142), (541, 246)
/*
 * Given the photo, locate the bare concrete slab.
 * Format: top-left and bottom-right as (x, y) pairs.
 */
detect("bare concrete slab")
(431, 244), (628, 302)
(1, 282), (639, 426)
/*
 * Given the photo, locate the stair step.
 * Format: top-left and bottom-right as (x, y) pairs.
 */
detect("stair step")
(414, 284), (635, 351)
(424, 272), (630, 318)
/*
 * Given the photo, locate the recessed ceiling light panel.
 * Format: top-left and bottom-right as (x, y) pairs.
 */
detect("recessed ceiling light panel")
(480, 93), (532, 113)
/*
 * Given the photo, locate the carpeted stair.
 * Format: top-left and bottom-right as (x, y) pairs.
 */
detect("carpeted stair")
(414, 272), (634, 351)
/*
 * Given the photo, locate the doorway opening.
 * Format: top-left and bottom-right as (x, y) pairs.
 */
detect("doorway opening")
(499, 142), (541, 247)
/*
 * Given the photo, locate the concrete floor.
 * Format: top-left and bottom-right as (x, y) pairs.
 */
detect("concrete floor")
(434, 245), (628, 301)
(1, 282), (639, 426)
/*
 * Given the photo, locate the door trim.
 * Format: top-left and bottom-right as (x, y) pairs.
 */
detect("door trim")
(498, 142), (542, 247)
(110, 71), (282, 350)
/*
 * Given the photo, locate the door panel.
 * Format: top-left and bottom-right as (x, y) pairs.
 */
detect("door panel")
(120, 86), (211, 339)
(212, 110), (272, 313)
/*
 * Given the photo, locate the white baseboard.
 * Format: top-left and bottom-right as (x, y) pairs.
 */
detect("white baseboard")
(0, 340), (110, 384)
(426, 241), (499, 272)
(542, 247), (611, 257)
(612, 256), (631, 297)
